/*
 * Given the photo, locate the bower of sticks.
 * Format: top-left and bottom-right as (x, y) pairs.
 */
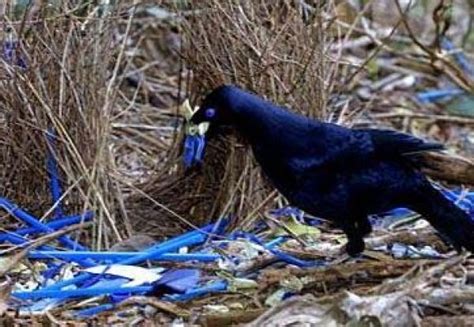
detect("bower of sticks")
(0, 0), (473, 325)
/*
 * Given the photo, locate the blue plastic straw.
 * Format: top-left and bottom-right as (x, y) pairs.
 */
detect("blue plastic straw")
(13, 285), (152, 300)
(0, 212), (93, 243)
(46, 130), (64, 219)
(417, 88), (464, 104)
(265, 236), (287, 248)
(2, 234), (57, 251)
(0, 197), (88, 251)
(139, 219), (228, 256)
(74, 304), (115, 318)
(28, 251), (220, 263)
(119, 233), (207, 265)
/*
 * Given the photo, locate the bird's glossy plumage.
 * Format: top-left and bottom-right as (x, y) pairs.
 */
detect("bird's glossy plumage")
(192, 85), (474, 256)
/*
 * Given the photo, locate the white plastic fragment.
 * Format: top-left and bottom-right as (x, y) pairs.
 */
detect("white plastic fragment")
(84, 265), (162, 287)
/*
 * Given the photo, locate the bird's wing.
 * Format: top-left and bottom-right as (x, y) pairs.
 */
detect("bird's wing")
(359, 129), (444, 156)
(286, 126), (442, 174)
(286, 124), (374, 172)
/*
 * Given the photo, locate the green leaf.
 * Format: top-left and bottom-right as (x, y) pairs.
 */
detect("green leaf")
(446, 94), (474, 117)
(275, 219), (321, 237)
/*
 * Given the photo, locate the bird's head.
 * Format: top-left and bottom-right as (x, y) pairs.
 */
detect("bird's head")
(181, 85), (238, 167)
(190, 85), (236, 128)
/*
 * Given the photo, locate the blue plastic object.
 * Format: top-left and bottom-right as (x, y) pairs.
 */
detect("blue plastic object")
(151, 269), (200, 294)
(46, 130), (64, 219)
(73, 280), (229, 318)
(441, 38), (474, 77)
(183, 135), (206, 167)
(0, 212), (94, 243)
(167, 280), (228, 302)
(0, 197), (88, 251)
(42, 263), (65, 282)
(13, 285), (152, 300)
(39, 273), (93, 291)
(28, 251), (220, 263)
(1, 234), (57, 251)
(119, 233), (207, 265)
(2, 39), (27, 69)
(74, 304), (115, 318)
(269, 207), (304, 218)
(416, 38), (473, 105)
(416, 88), (464, 104)
(230, 231), (324, 268)
(264, 236), (288, 248)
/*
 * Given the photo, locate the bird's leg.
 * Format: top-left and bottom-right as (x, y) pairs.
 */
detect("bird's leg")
(340, 221), (365, 257)
(355, 217), (372, 237)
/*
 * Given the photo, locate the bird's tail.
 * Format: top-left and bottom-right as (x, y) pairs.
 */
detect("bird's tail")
(411, 184), (474, 252)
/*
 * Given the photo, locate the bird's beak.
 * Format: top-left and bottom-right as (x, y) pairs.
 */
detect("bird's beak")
(181, 99), (209, 136)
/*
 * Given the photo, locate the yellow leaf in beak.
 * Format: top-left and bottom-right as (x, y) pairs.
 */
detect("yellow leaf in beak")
(180, 99), (197, 122)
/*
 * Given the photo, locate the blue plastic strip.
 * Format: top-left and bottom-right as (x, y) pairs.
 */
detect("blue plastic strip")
(42, 263), (65, 282)
(12, 285), (152, 300)
(416, 88), (464, 104)
(28, 251), (220, 263)
(2, 39), (27, 69)
(183, 135), (195, 167)
(0, 197), (88, 251)
(118, 233), (206, 265)
(2, 234), (57, 251)
(0, 212), (94, 243)
(441, 38), (474, 77)
(194, 135), (206, 162)
(46, 130), (64, 219)
(230, 231), (324, 267)
(264, 236), (287, 248)
(74, 304), (115, 318)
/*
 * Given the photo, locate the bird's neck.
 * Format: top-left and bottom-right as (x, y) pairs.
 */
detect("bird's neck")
(226, 92), (287, 141)
(218, 87), (319, 146)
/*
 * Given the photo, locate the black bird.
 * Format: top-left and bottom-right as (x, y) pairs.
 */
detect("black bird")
(190, 85), (474, 256)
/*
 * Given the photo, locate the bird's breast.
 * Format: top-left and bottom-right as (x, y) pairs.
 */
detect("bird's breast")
(251, 143), (306, 196)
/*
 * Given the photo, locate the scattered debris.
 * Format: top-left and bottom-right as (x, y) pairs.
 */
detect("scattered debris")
(1, 153), (472, 322)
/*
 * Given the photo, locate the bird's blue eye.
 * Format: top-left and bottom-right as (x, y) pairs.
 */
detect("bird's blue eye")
(205, 108), (216, 119)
